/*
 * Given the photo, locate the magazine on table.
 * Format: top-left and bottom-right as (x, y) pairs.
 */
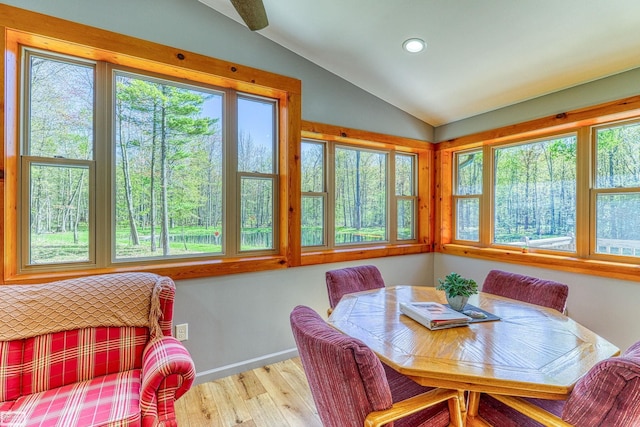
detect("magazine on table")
(400, 301), (472, 330)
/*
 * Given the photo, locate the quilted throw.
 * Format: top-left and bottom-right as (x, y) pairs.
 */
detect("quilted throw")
(0, 273), (172, 341)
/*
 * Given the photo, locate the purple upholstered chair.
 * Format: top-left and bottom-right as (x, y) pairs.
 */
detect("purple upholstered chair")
(478, 340), (640, 426)
(481, 270), (569, 313)
(325, 265), (385, 311)
(290, 305), (464, 427)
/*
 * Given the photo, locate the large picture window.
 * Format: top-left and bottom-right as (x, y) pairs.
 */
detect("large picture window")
(20, 48), (280, 273)
(493, 135), (577, 251)
(114, 71), (224, 260)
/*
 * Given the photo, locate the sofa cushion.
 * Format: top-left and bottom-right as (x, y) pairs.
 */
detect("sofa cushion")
(6, 370), (141, 427)
(22, 327), (148, 395)
(0, 340), (23, 402)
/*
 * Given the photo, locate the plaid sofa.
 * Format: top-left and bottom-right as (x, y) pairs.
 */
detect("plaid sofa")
(0, 273), (195, 427)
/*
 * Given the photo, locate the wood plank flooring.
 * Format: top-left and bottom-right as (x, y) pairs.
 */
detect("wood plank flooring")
(175, 357), (322, 427)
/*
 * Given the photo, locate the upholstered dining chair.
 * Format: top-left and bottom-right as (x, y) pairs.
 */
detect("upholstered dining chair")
(477, 340), (640, 426)
(481, 269), (569, 313)
(290, 305), (464, 427)
(325, 264), (385, 313)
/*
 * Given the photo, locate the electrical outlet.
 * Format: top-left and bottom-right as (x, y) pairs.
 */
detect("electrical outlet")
(175, 323), (188, 341)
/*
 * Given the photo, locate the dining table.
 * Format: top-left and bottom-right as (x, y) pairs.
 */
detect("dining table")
(327, 285), (620, 426)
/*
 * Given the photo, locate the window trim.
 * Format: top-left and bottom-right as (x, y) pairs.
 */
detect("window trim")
(1, 5), (301, 284)
(300, 121), (433, 266)
(437, 95), (640, 283)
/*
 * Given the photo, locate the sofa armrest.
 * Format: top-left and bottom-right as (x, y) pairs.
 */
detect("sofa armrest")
(140, 336), (196, 425)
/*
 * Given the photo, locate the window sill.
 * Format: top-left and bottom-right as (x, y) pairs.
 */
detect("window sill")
(440, 244), (640, 283)
(4, 256), (289, 285)
(301, 243), (431, 266)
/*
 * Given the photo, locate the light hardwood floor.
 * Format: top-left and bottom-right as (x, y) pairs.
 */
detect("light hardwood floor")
(175, 357), (322, 427)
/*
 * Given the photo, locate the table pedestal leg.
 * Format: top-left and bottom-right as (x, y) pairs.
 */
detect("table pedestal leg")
(465, 391), (492, 427)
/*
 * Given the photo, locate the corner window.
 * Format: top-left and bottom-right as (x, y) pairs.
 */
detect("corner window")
(395, 153), (417, 241)
(453, 150), (482, 242)
(594, 121), (640, 257)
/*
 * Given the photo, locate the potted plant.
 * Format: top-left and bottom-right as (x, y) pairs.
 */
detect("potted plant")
(436, 272), (478, 311)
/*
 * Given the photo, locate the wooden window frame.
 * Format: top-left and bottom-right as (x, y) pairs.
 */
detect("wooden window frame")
(0, 5), (301, 284)
(301, 121), (433, 266)
(301, 139), (328, 249)
(437, 95), (640, 283)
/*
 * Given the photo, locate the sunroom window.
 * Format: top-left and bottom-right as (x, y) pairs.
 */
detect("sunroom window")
(493, 135), (577, 251)
(20, 49), (280, 272)
(594, 121), (640, 258)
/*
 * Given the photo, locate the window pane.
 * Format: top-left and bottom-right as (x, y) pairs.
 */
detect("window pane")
(240, 177), (274, 251)
(28, 55), (94, 160)
(397, 199), (415, 240)
(29, 164), (89, 264)
(596, 193), (640, 256)
(301, 141), (324, 192)
(114, 73), (223, 259)
(456, 151), (482, 195)
(494, 136), (576, 251)
(395, 153), (414, 196)
(335, 147), (387, 244)
(302, 196), (324, 246)
(596, 122), (640, 188)
(238, 97), (275, 174)
(456, 198), (479, 241)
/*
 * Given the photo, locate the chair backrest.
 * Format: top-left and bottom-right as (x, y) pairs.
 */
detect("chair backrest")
(562, 340), (640, 426)
(325, 265), (385, 309)
(290, 305), (393, 427)
(481, 270), (568, 313)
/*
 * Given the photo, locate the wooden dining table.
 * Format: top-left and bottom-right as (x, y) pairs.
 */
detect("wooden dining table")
(327, 285), (620, 426)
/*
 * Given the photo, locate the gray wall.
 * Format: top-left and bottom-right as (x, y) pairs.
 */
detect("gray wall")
(436, 67), (640, 142)
(8, 0), (640, 382)
(174, 254), (432, 383)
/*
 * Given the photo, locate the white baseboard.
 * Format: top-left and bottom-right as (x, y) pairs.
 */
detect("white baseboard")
(193, 348), (300, 385)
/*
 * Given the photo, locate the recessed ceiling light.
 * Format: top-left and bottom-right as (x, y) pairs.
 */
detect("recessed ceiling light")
(402, 38), (426, 53)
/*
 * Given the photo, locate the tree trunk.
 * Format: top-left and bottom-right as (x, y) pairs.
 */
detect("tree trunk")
(160, 89), (170, 256)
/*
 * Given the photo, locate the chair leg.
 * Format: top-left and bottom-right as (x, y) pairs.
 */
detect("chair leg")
(448, 390), (465, 427)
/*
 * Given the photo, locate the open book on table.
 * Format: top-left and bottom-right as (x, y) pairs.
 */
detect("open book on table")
(400, 301), (472, 330)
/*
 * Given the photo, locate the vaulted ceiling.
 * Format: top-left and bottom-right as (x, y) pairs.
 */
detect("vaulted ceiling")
(200, 0), (640, 127)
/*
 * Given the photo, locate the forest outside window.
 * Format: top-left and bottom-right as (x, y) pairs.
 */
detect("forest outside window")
(454, 150), (482, 242)
(301, 138), (418, 250)
(493, 135), (577, 252)
(20, 49), (279, 273)
(593, 121), (640, 258)
(449, 117), (640, 265)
